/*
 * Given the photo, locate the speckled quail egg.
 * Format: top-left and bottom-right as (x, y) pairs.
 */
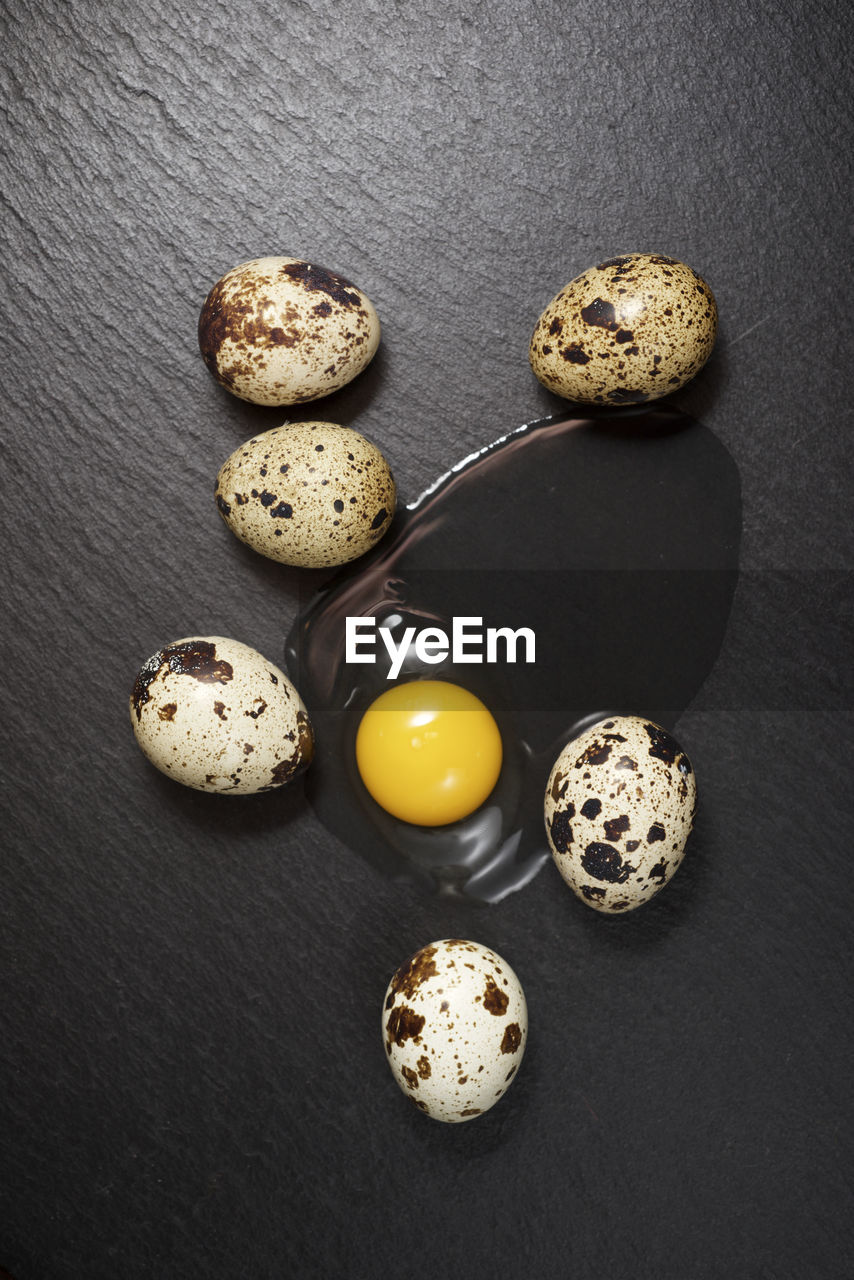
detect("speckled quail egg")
(383, 939), (527, 1123)
(544, 715), (696, 912)
(215, 421), (396, 568)
(198, 256), (380, 405)
(529, 253), (717, 405)
(129, 635), (313, 794)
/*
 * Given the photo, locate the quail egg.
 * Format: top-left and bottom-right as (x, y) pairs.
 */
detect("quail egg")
(130, 635), (313, 793)
(383, 939), (527, 1122)
(529, 253), (717, 404)
(544, 715), (696, 912)
(215, 421), (395, 568)
(198, 256), (380, 405)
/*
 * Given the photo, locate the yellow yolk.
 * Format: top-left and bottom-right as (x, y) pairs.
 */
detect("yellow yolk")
(355, 680), (503, 826)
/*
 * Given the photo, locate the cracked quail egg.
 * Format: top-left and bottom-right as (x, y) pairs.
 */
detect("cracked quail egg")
(129, 635), (313, 794)
(530, 252), (717, 405)
(215, 421), (395, 568)
(383, 939), (527, 1123)
(198, 256), (380, 405)
(544, 715), (697, 912)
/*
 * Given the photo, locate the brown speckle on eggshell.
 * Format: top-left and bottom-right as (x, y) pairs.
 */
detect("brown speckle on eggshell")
(544, 715), (696, 912)
(129, 636), (313, 794)
(529, 253), (717, 405)
(198, 256), (380, 406)
(215, 421), (395, 568)
(383, 939), (527, 1123)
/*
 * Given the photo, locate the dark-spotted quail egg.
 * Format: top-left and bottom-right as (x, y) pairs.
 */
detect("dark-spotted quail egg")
(544, 715), (697, 912)
(383, 939), (527, 1122)
(198, 256), (380, 405)
(130, 635), (313, 794)
(529, 253), (717, 405)
(215, 421), (395, 568)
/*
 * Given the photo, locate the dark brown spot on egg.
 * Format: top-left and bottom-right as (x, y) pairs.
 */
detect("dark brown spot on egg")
(157, 702), (177, 722)
(389, 945), (439, 1001)
(549, 806), (574, 852)
(581, 885), (607, 901)
(401, 1066), (419, 1090)
(386, 1004), (425, 1047)
(581, 842), (636, 883)
(483, 975), (510, 1016)
(647, 823), (666, 843)
(215, 494), (231, 517)
(604, 815), (630, 841)
(551, 771), (568, 802)
(563, 345), (591, 364)
(280, 260), (362, 309)
(580, 298), (618, 330)
(615, 755), (637, 771)
(648, 858), (669, 883)
(579, 740), (611, 766)
(129, 642), (234, 720)
(500, 1023), (522, 1054)
(581, 798), (601, 819)
(459, 1108), (482, 1117)
(270, 502), (293, 518)
(644, 723), (680, 765)
(416, 1055), (431, 1079)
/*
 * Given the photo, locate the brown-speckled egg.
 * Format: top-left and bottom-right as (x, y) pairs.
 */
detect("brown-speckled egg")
(129, 636), (313, 794)
(215, 421), (395, 568)
(529, 253), (717, 405)
(383, 939), (527, 1123)
(544, 715), (697, 912)
(198, 256), (380, 405)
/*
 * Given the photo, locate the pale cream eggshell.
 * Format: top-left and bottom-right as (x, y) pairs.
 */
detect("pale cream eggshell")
(383, 939), (528, 1123)
(129, 635), (313, 794)
(198, 256), (380, 406)
(544, 715), (697, 912)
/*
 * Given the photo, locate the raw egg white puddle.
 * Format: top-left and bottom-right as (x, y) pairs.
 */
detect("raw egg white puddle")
(286, 407), (741, 903)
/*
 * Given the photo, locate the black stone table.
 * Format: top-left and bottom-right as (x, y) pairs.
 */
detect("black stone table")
(3, 2), (852, 1277)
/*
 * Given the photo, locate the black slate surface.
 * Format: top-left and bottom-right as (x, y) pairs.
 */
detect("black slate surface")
(2, 2), (853, 1277)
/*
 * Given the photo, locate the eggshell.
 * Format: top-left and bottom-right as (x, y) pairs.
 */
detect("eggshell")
(383, 939), (527, 1123)
(198, 256), (380, 405)
(215, 421), (395, 568)
(529, 253), (717, 405)
(129, 636), (313, 794)
(544, 715), (696, 912)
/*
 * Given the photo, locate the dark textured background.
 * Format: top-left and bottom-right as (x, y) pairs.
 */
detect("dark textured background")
(2, 1), (853, 1277)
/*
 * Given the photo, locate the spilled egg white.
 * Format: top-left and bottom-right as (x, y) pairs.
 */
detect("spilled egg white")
(215, 421), (396, 568)
(544, 715), (696, 912)
(198, 256), (380, 406)
(129, 635), (313, 794)
(383, 939), (527, 1123)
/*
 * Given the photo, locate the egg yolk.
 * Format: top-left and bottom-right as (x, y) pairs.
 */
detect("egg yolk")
(355, 680), (503, 826)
